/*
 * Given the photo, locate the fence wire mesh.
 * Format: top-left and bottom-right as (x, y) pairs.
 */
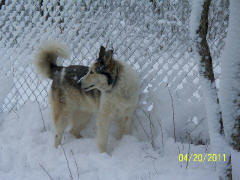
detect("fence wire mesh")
(0, 0), (228, 117)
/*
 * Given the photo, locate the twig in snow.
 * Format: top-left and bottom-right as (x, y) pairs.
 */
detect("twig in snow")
(166, 84), (176, 143)
(156, 117), (164, 149)
(176, 143), (183, 168)
(186, 131), (191, 169)
(135, 111), (150, 140)
(143, 110), (155, 149)
(71, 149), (80, 180)
(37, 101), (46, 131)
(144, 155), (157, 160)
(39, 163), (54, 180)
(61, 146), (73, 180)
(205, 143), (209, 153)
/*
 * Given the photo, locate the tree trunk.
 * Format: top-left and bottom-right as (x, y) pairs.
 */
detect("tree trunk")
(220, 0), (240, 153)
(196, 0), (232, 179)
(219, 1), (240, 178)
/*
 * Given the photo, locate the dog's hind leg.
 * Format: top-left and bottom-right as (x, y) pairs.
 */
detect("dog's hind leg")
(117, 116), (129, 140)
(70, 111), (91, 138)
(54, 114), (68, 148)
(51, 103), (67, 148)
(117, 108), (135, 140)
(50, 89), (68, 148)
(50, 95), (68, 148)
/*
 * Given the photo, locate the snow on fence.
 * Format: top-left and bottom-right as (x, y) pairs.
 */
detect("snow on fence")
(0, 0), (229, 143)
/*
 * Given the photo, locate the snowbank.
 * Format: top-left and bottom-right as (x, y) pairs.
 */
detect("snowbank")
(0, 102), (218, 179)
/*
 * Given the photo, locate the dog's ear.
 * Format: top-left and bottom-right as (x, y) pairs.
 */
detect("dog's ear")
(103, 49), (113, 65)
(98, 46), (105, 60)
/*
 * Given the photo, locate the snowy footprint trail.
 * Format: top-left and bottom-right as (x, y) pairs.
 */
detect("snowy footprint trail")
(0, 102), (217, 180)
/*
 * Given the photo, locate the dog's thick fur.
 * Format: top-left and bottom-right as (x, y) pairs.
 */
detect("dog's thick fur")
(35, 42), (100, 148)
(35, 42), (139, 153)
(81, 46), (139, 153)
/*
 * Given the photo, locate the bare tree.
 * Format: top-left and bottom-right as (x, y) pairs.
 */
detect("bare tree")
(196, 0), (231, 179)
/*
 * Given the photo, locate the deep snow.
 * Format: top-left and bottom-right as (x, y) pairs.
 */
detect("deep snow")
(0, 102), (223, 180)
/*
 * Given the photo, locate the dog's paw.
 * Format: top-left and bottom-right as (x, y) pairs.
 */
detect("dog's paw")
(55, 140), (61, 148)
(98, 144), (107, 153)
(72, 133), (82, 139)
(69, 129), (82, 139)
(55, 143), (59, 148)
(54, 135), (61, 148)
(75, 134), (83, 139)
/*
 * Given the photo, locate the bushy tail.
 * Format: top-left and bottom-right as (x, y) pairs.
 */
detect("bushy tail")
(35, 41), (69, 79)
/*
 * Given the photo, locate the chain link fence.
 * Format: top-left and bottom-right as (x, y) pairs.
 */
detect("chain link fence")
(0, 0), (229, 142)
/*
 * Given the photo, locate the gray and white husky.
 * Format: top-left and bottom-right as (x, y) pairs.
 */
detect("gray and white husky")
(35, 42), (139, 153)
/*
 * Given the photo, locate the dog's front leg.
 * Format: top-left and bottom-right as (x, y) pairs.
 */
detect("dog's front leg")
(96, 110), (111, 153)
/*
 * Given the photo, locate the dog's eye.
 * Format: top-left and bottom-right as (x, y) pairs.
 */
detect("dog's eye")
(90, 71), (94, 74)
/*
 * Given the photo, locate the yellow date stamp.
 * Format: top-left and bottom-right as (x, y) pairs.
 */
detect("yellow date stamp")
(179, 153), (226, 162)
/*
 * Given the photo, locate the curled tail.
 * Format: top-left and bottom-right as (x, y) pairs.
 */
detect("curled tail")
(35, 41), (69, 79)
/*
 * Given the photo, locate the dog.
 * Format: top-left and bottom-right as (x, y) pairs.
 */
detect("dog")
(35, 42), (139, 153)
(35, 42), (100, 148)
(80, 46), (139, 153)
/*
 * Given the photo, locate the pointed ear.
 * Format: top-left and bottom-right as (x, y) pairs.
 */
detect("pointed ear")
(103, 49), (113, 65)
(98, 46), (105, 59)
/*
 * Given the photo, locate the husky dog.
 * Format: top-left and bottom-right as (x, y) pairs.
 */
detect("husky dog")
(35, 42), (100, 148)
(35, 42), (139, 153)
(80, 46), (139, 153)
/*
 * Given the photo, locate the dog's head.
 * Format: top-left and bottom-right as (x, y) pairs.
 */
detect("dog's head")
(80, 46), (118, 92)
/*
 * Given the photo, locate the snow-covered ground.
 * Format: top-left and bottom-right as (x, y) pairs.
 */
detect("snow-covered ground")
(0, 102), (223, 180)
